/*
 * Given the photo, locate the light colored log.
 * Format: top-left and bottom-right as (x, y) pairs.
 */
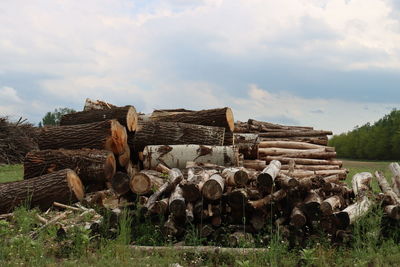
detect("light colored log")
(130, 170), (165, 195)
(320, 195), (344, 215)
(335, 196), (372, 228)
(264, 156), (342, 166)
(280, 164), (340, 171)
(222, 167), (249, 186)
(259, 141), (332, 151)
(389, 163), (400, 197)
(202, 171), (225, 200)
(280, 169), (348, 179)
(352, 172), (372, 198)
(243, 160), (266, 171)
(257, 160), (281, 189)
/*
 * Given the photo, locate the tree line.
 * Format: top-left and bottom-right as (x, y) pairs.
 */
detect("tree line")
(329, 109), (400, 160)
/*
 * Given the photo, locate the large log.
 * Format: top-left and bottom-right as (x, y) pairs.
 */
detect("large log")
(132, 121), (225, 151)
(130, 170), (165, 195)
(60, 106), (138, 132)
(142, 145), (240, 169)
(263, 156), (342, 166)
(247, 119), (313, 131)
(23, 149), (116, 185)
(280, 164), (340, 171)
(83, 98), (116, 111)
(149, 107), (234, 132)
(259, 148), (336, 159)
(335, 196), (372, 228)
(259, 136), (328, 146)
(320, 195), (344, 216)
(258, 130), (332, 138)
(259, 141), (331, 150)
(389, 163), (400, 197)
(233, 133), (259, 159)
(37, 120), (127, 157)
(0, 169), (84, 214)
(280, 169), (348, 179)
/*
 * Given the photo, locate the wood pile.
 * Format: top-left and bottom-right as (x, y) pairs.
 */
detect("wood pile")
(2, 98), (400, 247)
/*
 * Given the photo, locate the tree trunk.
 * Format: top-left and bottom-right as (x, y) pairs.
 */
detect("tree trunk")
(247, 119), (313, 131)
(259, 148), (336, 159)
(132, 121), (225, 151)
(280, 169), (348, 179)
(181, 168), (207, 202)
(130, 170), (165, 195)
(257, 160), (281, 189)
(375, 171), (400, 211)
(233, 133), (259, 159)
(259, 137), (328, 146)
(243, 159), (266, 171)
(263, 156), (342, 166)
(150, 107), (235, 132)
(0, 169), (84, 214)
(60, 106), (138, 132)
(169, 186), (186, 219)
(257, 130), (332, 138)
(148, 198), (169, 215)
(202, 171), (225, 200)
(276, 173), (299, 189)
(24, 149), (116, 185)
(351, 172), (372, 197)
(320, 195), (343, 215)
(280, 165), (340, 171)
(389, 163), (400, 197)
(249, 189), (286, 209)
(222, 167), (249, 187)
(142, 145), (240, 169)
(302, 190), (322, 220)
(83, 98), (116, 111)
(259, 141), (331, 150)
(335, 196), (372, 228)
(37, 120), (127, 156)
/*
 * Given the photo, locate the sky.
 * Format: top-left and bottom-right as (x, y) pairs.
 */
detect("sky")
(1, 0), (400, 134)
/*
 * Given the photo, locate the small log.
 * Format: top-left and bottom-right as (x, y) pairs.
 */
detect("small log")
(259, 141), (331, 150)
(222, 167), (249, 187)
(259, 136), (328, 146)
(233, 133), (259, 159)
(24, 149), (116, 185)
(38, 120), (127, 157)
(249, 189), (286, 209)
(150, 107), (235, 132)
(247, 119), (313, 131)
(181, 168), (207, 202)
(384, 205), (400, 220)
(352, 172), (372, 197)
(60, 105), (138, 132)
(290, 206), (306, 228)
(0, 169), (84, 214)
(132, 121), (225, 151)
(144, 168), (183, 211)
(148, 198), (169, 215)
(335, 196), (372, 228)
(83, 98), (116, 111)
(281, 165), (340, 171)
(202, 172), (225, 200)
(155, 163), (171, 174)
(298, 176), (315, 191)
(111, 172), (131, 196)
(130, 170), (165, 195)
(389, 163), (400, 197)
(276, 173), (299, 189)
(322, 174), (340, 184)
(320, 195), (344, 215)
(257, 130), (332, 138)
(302, 190), (322, 220)
(228, 188), (249, 210)
(169, 186), (186, 219)
(263, 156), (342, 166)
(257, 160), (281, 189)
(280, 169), (348, 179)
(243, 159), (266, 171)
(375, 171), (400, 204)
(142, 145), (240, 169)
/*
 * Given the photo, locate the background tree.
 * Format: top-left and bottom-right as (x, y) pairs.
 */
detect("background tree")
(39, 108), (76, 127)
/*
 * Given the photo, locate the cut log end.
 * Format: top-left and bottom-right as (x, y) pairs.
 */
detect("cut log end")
(257, 173), (273, 188)
(226, 107), (235, 132)
(202, 178), (223, 200)
(130, 173), (151, 195)
(66, 170), (85, 201)
(126, 106), (138, 132)
(320, 202), (334, 216)
(234, 170), (249, 186)
(385, 205), (400, 220)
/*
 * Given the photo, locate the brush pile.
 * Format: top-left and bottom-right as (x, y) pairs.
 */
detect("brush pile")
(0, 117), (38, 164)
(1, 98), (399, 247)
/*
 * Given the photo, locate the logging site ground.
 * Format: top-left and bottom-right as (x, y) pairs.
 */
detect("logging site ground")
(1, 160), (400, 267)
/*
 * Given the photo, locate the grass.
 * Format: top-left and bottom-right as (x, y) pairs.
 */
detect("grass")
(1, 161), (400, 266)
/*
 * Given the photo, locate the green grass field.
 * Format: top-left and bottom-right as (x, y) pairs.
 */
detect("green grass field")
(1, 161), (400, 266)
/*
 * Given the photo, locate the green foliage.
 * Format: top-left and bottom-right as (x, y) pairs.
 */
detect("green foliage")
(329, 109), (400, 160)
(40, 107), (76, 126)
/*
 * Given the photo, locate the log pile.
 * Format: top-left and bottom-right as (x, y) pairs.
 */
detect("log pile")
(3, 98), (400, 248)
(235, 119), (348, 180)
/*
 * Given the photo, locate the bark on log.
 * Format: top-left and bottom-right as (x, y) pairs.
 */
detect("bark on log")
(111, 172), (131, 196)
(169, 186), (186, 219)
(259, 148), (336, 159)
(24, 149), (116, 185)
(148, 198), (169, 215)
(276, 173), (299, 189)
(228, 188), (249, 210)
(257, 160), (281, 189)
(243, 160), (266, 171)
(181, 168), (207, 202)
(335, 196), (372, 228)
(280, 165), (340, 171)
(280, 169), (348, 179)
(384, 205), (400, 220)
(202, 172), (225, 200)
(38, 120), (127, 156)
(352, 172), (372, 198)
(0, 169), (84, 214)
(150, 107), (235, 132)
(259, 141), (331, 150)
(233, 133), (259, 159)
(258, 130), (332, 138)
(83, 98), (116, 111)
(60, 106), (138, 132)
(259, 137), (328, 146)
(249, 189), (286, 209)
(375, 171), (400, 218)
(132, 121), (225, 151)
(320, 195), (344, 216)
(142, 145), (240, 169)
(290, 206), (307, 228)
(302, 190), (322, 220)
(263, 156), (342, 166)
(247, 119), (313, 131)
(130, 170), (165, 195)
(389, 163), (400, 197)
(222, 167), (249, 187)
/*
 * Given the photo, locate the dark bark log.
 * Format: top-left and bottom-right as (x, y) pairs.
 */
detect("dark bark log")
(228, 188), (249, 210)
(169, 186), (186, 219)
(186, 203), (194, 223)
(24, 149), (116, 185)
(111, 172), (131, 196)
(276, 173), (299, 189)
(302, 190), (322, 220)
(259, 136), (328, 146)
(281, 165), (340, 171)
(132, 121), (225, 151)
(233, 133), (259, 159)
(181, 168), (207, 202)
(258, 130), (332, 138)
(290, 206), (306, 228)
(247, 119), (313, 131)
(38, 120), (127, 156)
(249, 189), (286, 209)
(150, 107), (234, 132)
(60, 106), (138, 132)
(0, 169), (84, 214)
